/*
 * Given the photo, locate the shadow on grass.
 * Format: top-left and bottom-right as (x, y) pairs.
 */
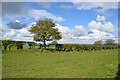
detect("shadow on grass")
(115, 64), (120, 80)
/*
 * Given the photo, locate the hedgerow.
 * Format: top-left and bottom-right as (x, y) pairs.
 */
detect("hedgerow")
(56, 44), (118, 51)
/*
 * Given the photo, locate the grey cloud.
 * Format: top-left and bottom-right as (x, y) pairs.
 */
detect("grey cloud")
(38, 2), (51, 8)
(2, 2), (28, 16)
(7, 22), (27, 29)
(60, 4), (73, 9)
(88, 31), (93, 34)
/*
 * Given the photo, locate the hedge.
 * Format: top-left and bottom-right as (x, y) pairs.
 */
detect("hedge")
(56, 44), (118, 51)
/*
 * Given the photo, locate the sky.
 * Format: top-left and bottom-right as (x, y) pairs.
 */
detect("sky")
(1, 1), (119, 44)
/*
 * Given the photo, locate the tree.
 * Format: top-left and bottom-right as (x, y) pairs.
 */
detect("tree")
(28, 18), (62, 49)
(15, 41), (25, 49)
(105, 39), (116, 45)
(2, 40), (15, 50)
(51, 40), (58, 45)
(94, 40), (103, 45)
(27, 42), (35, 49)
(2, 40), (10, 50)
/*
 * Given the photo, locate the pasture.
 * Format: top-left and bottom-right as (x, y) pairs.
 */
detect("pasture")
(2, 45), (118, 78)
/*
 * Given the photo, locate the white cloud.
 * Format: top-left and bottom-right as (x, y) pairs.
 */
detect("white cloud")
(55, 23), (117, 44)
(30, 9), (66, 22)
(70, 2), (118, 17)
(88, 15), (116, 33)
(103, 22), (115, 32)
(4, 29), (17, 39)
(73, 2), (118, 10)
(55, 24), (70, 33)
(2, 27), (34, 41)
(96, 15), (105, 21)
(18, 28), (34, 37)
(88, 29), (114, 40)
(88, 20), (102, 29)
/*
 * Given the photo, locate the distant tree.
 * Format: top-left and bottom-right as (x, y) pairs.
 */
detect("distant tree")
(15, 41), (26, 49)
(28, 18), (62, 49)
(2, 40), (10, 50)
(105, 39), (116, 45)
(94, 40), (103, 45)
(51, 40), (58, 45)
(27, 42), (35, 49)
(2, 40), (15, 50)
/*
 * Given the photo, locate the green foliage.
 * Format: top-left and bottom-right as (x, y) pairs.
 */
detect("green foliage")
(51, 40), (58, 45)
(105, 39), (116, 45)
(94, 40), (103, 45)
(2, 40), (15, 50)
(56, 44), (118, 51)
(28, 18), (62, 49)
(15, 41), (26, 50)
(27, 41), (35, 49)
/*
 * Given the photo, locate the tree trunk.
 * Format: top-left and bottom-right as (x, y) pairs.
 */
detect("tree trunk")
(43, 39), (46, 49)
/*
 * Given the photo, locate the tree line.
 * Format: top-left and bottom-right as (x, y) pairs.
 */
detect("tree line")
(1, 40), (36, 50)
(56, 44), (118, 51)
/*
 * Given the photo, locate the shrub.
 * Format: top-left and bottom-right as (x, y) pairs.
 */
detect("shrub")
(56, 44), (118, 51)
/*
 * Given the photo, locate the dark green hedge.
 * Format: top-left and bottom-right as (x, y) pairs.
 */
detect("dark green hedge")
(2, 40), (35, 50)
(56, 44), (118, 51)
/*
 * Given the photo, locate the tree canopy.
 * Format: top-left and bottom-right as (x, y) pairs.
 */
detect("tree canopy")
(94, 40), (103, 45)
(28, 18), (62, 49)
(105, 39), (116, 45)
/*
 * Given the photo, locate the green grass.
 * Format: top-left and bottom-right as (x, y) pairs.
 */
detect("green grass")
(2, 46), (118, 78)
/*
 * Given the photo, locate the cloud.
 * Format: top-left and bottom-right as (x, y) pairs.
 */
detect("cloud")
(96, 15), (105, 21)
(18, 28), (34, 37)
(60, 4), (73, 9)
(55, 22), (117, 44)
(70, 2), (118, 17)
(73, 2), (118, 10)
(3, 27), (34, 41)
(55, 24), (70, 33)
(4, 29), (17, 38)
(103, 22), (115, 32)
(0, 26), (9, 40)
(16, 28), (34, 41)
(73, 25), (88, 36)
(7, 20), (27, 29)
(38, 2), (51, 8)
(2, 2), (28, 16)
(88, 15), (116, 33)
(30, 9), (66, 22)
(88, 20), (102, 29)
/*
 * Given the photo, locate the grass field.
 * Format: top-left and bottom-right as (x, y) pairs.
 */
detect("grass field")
(2, 46), (118, 78)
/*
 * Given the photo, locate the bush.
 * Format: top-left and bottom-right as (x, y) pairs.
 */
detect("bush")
(56, 44), (118, 51)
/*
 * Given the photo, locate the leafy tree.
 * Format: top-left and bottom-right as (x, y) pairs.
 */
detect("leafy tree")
(94, 40), (103, 45)
(2, 40), (10, 50)
(51, 40), (58, 45)
(8, 41), (15, 50)
(15, 41), (26, 49)
(27, 42), (35, 49)
(28, 18), (62, 49)
(105, 39), (116, 45)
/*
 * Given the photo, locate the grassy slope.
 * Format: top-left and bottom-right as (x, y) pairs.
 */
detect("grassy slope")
(2, 46), (118, 78)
